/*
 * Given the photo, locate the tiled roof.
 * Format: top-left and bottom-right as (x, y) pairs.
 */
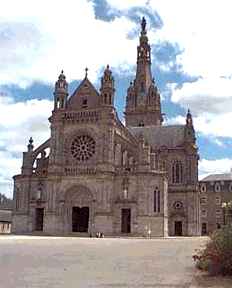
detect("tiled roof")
(201, 173), (232, 182)
(129, 125), (186, 149)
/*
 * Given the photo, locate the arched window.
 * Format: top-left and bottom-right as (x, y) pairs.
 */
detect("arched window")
(15, 188), (20, 210)
(140, 82), (145, 93)
(172, 161), (183, 184)
(104, 93), (107, 104)
(154, 187), (160, 213)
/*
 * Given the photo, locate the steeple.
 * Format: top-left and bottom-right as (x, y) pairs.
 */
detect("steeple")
(54, 70), (68, 110)
(125, 17), (163, 127)
(100, 65), (115, 106)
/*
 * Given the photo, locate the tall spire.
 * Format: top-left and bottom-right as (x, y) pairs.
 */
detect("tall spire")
(125, 17), (163, 127)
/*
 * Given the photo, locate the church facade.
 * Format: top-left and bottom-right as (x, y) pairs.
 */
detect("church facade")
(12, 18), (200, 237)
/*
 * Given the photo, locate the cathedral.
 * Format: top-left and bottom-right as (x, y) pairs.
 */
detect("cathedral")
(12, 18), (200, 237)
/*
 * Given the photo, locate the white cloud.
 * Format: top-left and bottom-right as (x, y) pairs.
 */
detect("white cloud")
(199, 158), (232, 180)
(106, 0), (146, 10)
(0, 94), (52, 197)
(172, 77), (232, 115)
(167, 113), (232, 138)
(170, 77), (232, 138)
(0, 0), (140, 87)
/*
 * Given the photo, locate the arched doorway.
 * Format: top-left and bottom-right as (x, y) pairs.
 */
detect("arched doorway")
(62, 185), (94, 233)
(72, 206), (89, 232)
(169, 212), (186, 236)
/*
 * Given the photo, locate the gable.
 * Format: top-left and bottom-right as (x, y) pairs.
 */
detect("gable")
(67, 78), (100, 110)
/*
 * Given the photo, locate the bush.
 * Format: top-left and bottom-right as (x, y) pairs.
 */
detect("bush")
(193, 225), (232, 276)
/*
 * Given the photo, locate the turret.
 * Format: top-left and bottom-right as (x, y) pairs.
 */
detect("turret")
(185, 109), (196, 143)
(100, 65), (115, 106)
(54, 70), (68, 110)
(21, 137), (34, 175)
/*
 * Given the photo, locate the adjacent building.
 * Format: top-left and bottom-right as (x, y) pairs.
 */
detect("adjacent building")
(12, 18), (200, 237)
(0, 194), (13, 233)
(199, 172), (232, 235)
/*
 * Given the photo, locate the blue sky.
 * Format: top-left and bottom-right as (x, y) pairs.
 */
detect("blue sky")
(1, 0), (232, 197)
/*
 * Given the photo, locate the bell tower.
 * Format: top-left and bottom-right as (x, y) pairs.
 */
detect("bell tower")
(125, 17), (163, 127)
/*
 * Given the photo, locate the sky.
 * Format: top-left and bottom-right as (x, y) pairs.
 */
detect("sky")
(1, 0), (232, 198)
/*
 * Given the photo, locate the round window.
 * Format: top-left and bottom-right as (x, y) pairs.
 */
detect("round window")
(173, 201), (183, 210)
(70, 135), (95, 162)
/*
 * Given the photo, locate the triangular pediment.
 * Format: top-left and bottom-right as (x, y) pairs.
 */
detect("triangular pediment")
(67, 77), (100, 110)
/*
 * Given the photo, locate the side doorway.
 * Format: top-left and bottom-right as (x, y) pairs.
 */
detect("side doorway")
(121, 208), (131, 233)
(35, 208), (44, 231)
(174, 221), (182, 236)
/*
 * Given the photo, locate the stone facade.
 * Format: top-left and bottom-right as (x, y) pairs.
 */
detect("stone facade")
(12, 18), (200, 236)
(199, 173), (232, 235)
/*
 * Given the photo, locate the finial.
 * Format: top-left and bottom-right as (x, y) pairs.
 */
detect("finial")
(141, 17), (146, 33)
(85, 67), (88, 78)
(187, 109), (192, 117)
(58, 70), (66, 81)
(106, 64), (109, 69)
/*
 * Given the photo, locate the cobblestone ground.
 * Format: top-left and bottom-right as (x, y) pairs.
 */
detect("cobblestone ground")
(0, 236), (218, 288)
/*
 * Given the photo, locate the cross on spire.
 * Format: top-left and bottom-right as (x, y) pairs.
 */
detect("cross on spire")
(85, 67), (88, 78)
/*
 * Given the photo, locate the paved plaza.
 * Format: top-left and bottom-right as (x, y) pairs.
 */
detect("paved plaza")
(0, 236), (231, 288)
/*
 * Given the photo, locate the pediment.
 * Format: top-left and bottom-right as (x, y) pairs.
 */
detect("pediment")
(67, 78), (100, 110)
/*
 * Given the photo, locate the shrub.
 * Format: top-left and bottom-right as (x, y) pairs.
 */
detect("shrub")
(193, 225), (232, 276)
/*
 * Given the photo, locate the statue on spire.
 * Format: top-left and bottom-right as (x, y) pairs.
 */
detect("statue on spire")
(141, 17), (146, 33)
(186, 109), (193, 126)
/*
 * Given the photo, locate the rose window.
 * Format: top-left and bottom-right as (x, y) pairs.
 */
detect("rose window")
(71, 135), (95, 161)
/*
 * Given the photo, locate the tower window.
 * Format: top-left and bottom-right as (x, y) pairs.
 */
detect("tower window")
(154, 187), (160, 213)
(104, 93), (107, 104)
(140, 82), (145, 93)
(172, 161), (183, 184)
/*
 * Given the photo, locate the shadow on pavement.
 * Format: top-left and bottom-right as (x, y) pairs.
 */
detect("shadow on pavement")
(192, 272), (232, 288)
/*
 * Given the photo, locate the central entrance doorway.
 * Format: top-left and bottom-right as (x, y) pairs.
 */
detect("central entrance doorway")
(72, 207), (89, 232)
(121, 208), (131, 233)
(35, 208), (44, 231)
(174, 221), (183, 236)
